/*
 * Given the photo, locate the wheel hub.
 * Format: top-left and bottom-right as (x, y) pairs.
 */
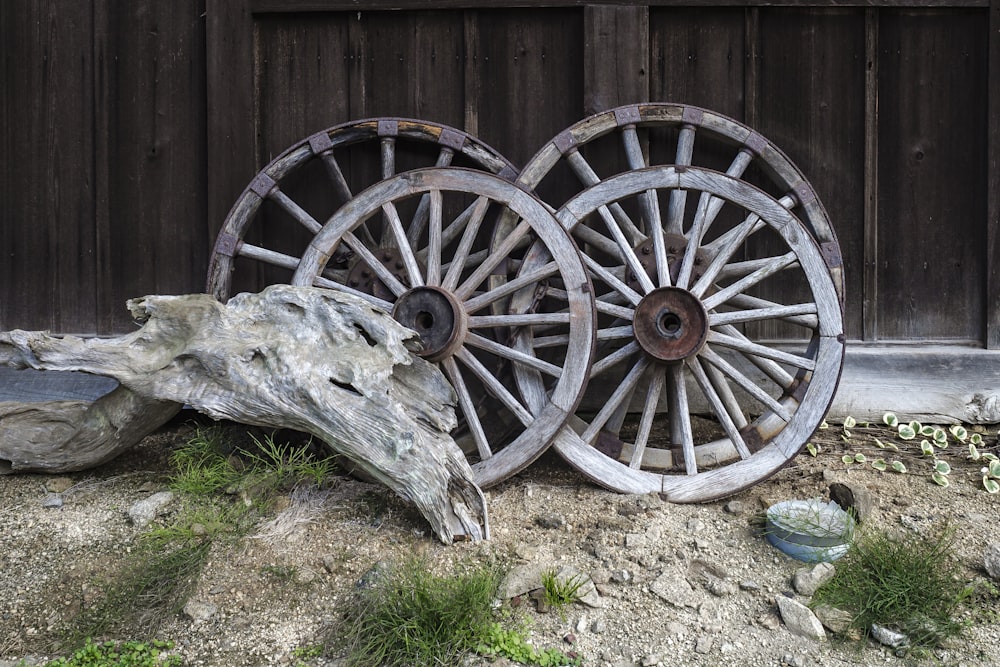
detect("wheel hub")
(392, 286), (467, 362)
(633, 287), (708, 362)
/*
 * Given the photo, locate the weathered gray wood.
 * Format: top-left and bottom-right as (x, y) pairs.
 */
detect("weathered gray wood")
(989, 0), (1000, 349)
(0, 285), (488, 544)
(0, 391), (181, 475)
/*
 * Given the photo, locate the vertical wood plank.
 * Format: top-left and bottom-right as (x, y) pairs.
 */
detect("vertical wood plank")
(863, 8), (879, 341)
(207, 0), (256, 251)
(584, 5), (648, 115)
(0, 1), (98, 333)
(988, 0), (1000, 349)
(93, 0), (114, 333)
(463, 10), (481, 138)
(744, 7), (760, 129)
(105, 0), (209, 331)
(473, 8), (584, 168)
(876, 8), (987, 341)
(756, 8), (866, 341)
(650, 7), (745, 120)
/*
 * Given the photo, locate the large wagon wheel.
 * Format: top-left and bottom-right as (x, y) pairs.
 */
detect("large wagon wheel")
(515, 103), (844, 304)
(538, 165), (844, 501)
(207, 118), (517, 301)
(291, 167), (596, 488)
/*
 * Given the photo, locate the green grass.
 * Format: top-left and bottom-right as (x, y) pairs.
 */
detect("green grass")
(811, 523), (973, 650)
(332, 557), (580, 667)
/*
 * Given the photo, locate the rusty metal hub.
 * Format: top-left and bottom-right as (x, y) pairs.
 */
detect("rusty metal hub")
(392, 286), (467, 362)
(346, 246), (414, 301)
(632, 287), (708, 362)
(627, 233), (709, 289)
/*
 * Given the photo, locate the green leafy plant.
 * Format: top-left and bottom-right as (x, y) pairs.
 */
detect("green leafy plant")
(811, 524), (973, 651)
(477, 622), (581, 666)
(43, 639), (181, 667)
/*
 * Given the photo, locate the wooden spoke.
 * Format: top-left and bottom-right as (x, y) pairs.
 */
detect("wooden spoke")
(690, 212), (761, 297)
(709, 303), (818, 329)
(666, 363), (697, 475)
(381, 201), (424, 287)
(454, 348), (534, 426)
(463, 261), (559, 313)
(701, 360), (749, 430)
(724, 293), (819, 329)
(424, 189), (444, 286)
(318, 151), (353, 204)
(380, 136), (395, 179)
(701, 252), (799, 312)
(407, 146), (455, 246)
(469, 313), (571, 328)
(581, 357), (650, 444)
(590, 340), (641, 379)
(664, 124), (696, 236)
(235, 243), (302, 272)
(706, 329), (816, 371)
(464, 332), (563, 379)
(269, 189), (323, 234)
(581, 254), (643, 306)
(455, 219), (533, 300)
(442, 196), (492, 291)
(630, 369), (665, 470)
(687, 356), (752, 459)
(596, 205), (656, 294)
(442, 357), (492, 462)
(699, 345), (792, 421)
(310, 276), (394, 311)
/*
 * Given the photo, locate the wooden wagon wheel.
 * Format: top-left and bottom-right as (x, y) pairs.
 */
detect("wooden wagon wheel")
(290, 167), (596, 488)
(537, 165), (844, 501)
(515, 103), (844, 304)
(207, 118), (517, 301)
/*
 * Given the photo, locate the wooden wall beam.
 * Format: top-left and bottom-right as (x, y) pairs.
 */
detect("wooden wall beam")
(863, 8), (879, 341)
(988, 0), (1000, 349)
(583, 4), (649, 114)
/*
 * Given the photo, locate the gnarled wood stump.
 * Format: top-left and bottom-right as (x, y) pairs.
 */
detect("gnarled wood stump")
(0, 285), (487, 543)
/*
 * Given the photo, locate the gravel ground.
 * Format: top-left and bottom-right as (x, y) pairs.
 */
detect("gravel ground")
(1, 416), (998, 667)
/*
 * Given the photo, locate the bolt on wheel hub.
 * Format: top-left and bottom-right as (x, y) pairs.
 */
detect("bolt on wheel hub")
(632, 287), (708, 362)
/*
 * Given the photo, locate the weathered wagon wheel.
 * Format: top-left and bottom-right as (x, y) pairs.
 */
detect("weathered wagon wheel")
(515, 103), (844, 303)
(291, 167), (596, 488)
(538, 165), (844, 501)
(207, 118), (517, 301)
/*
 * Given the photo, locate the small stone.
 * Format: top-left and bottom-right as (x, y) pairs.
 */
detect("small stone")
(650, 573), (701, 609)
(500, 563), (548, 599)
(705, 577), (738, 598)
(829, 481), (875, 523)
(812, 604), (854, 634)
(44, 477), (75, 494)
(294, 567), (317, 584)
(183, 600), (218, 623)
(127, 491), (174, 528)
(723, 500), (747, 515)
(190, 523), (207, 537)
(792, 562), (836, 596)
(574, 616), (587, 633)
(686, 518), (706, 533)
(871, 623), (908, 648)
(757, 613), (781, 630)
(695, 636), (713, 654)
(41, 494), (63, 509)
(563, 632), (575, 644)
(590, 619), (606, 633)
(535, 513), (565, 529)
(776, 596), (827, 641)
(984, 542), (1000, 580)
(625, 532), (647, 548)
(665, 620), (687, 635)
(739, 580), (761, 592)
(641, 654), (662, 666)
(610, 569), (631, 584)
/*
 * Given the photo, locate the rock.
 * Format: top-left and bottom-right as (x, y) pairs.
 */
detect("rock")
(871, 623), (908, 648)
(776, 596), (826, 641)
(650, 573), (701, 609)
(641, 653), (662, 666)
(44, 477), (75, 494)
(553, 566), (602, 608)
(127, 491), (175, 528)
(40, 494), (63, 509)
(829, 481), (875, 523)
(984, 542), (1000, 580)
(500, 563), (548, 599)
(695, 636), (714, 654)
(294, 566), (317, 584)
(618, 493), (659, 516)
(625, 532), (647, 548)
(812, 604), (854, 634)
(723, 500), (747, 515)
(705, 577), (738, 598)
(792, 562), (836, 596)
(665, 621), (687, 635)
(183, 600), (218, 623)
(686, 518), (706, 533)
(590, 619), (606, 633)
(535, 513), (565, 529)
(740, 580), (761, 592)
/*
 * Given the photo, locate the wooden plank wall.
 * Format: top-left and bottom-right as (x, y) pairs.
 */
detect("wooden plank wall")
(2, 1), (996, 353)
(1, 0), (208, 334)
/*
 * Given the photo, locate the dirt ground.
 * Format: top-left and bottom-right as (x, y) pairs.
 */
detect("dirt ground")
(1, 413), (998, 667)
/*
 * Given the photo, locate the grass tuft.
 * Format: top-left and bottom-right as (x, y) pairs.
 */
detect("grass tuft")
(811, 523), (972, 649)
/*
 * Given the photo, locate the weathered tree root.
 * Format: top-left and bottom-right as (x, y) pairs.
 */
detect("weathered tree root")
(0, 285), (488, 543)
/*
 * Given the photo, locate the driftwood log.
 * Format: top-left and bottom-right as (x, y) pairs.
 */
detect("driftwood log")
(0, 285), (487, 543)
